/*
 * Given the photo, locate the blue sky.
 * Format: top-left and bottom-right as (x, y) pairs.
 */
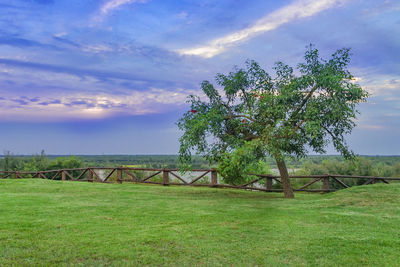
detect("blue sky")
(0, 0), (399, 155)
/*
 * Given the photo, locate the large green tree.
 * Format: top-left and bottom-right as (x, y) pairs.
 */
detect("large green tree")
(178, 46), (368, 198)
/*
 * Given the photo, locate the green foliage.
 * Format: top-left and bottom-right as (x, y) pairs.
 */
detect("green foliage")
(178, 45), (368, 184)
(0, 151), (82, 177)
(0, 153), (213, 171)
(1, 150), (47, 173)
(218, 140), (270, 184)
(46, 157), (82, 170)
(300, 158), (400, 177)
(47, 156), (83, 178)
(294, 157), (400, 188)
(74, 154), (211, 168)
(1, 151), (24, 171)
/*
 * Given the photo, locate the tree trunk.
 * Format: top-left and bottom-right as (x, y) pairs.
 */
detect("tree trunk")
(276, 159), (294, 198)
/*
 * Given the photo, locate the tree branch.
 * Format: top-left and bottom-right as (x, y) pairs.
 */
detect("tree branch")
(322, 125), (338, 141)
(222, 109), (256, 123)
(244, 133), (259, 141)
(289, 84), (319, 121)
(242, 90), (253, 114)
(294, 118), (307, 132)
(230, 114), (256, 122)
(222, 103), (234, 118)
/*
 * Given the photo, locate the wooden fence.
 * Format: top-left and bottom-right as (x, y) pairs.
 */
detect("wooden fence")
(1, 167), (400, 192)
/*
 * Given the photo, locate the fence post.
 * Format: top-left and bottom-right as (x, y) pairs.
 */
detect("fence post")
(117, 168), (123, 184)
(211, 169), (218, 187)
(88, 169), (94, 182)
(62, 170), (66, 181)
(266, 177), (273, 190)
(163, 169), (169, 186)
(15, 171), (19, 179)
(322, 176), (330, 191)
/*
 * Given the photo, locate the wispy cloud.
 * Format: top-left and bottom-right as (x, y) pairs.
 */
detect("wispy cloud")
(355, 74), (400, 96)
(82, 44), (114, 53)
(361, 0), (400, 17)
(95, 0), (148, 22)
(0, 88), (199, 121)
(358, 124), (384, 130)
(0, 35), (59, 50)
(0, 58), (176, 86)
(178, 0), (346, 58)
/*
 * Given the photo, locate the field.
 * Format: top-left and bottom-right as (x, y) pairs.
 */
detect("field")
(1, 179), (399, 266)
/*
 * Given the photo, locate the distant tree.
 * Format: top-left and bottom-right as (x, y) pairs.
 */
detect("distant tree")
(39, 149), (47, 170)
(21, 150), (48, 173)
(47, 157), (83, 178)
(3, 151), (11, 171)
(47, 157), (83, 170)
(178, 45), (368, 198)
(1, 151), (23, 171)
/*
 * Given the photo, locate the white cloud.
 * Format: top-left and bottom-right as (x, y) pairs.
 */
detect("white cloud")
(95, 0), (148, 22)
(54, 32), (67, 38)
(0, 88), (200, 122)
(361, 0), (400, 17)
(178, 0), (346, 58)
(175, 11), (188, 19)
(358, 124), (384, 130)
(0, 61), (200, 121)
(360, 76), (400, 96)
(82, 44), (114, 53)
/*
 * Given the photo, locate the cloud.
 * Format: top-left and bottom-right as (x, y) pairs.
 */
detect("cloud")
(11, 98), (29, 105)
(357, 74), (400, 96)
(178, 0), (346, 58)
(95, 0), (148, 22)
(361, 0), (400, 17)
(38, 99), (61, 106)
(358, 124), (384, 130)
(82, 44), (114, 53)
(51, 33), (178, 62)
(0, 35), (59, 50)
(0, 58), (178, 87)
(52, 36), (80, 48)
(175, 11), (189, 19)
(0, 88), (199, 122)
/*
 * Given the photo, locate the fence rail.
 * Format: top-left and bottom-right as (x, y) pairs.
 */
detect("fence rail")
(1, 167), (399, 192)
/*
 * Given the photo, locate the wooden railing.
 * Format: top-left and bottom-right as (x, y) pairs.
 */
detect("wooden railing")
(1, 167), (399, 192)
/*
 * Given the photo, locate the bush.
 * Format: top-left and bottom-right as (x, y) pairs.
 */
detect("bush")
(218, 141), (271, 185)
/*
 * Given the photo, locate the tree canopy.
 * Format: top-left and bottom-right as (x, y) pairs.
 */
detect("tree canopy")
(178, 45), (368, 198)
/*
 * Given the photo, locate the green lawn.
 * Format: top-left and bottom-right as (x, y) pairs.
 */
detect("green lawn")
(1, 179), (399, 266)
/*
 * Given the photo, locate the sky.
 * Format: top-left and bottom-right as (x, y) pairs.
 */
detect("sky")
(0, 0), (399, 155)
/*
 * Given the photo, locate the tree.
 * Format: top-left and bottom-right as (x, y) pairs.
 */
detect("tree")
(177, 45), (368, 198)
(47, 156), (83, 178)
(1, 151), (23, 171)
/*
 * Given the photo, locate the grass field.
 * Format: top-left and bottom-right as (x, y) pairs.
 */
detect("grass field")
(1, 179), (399, 266)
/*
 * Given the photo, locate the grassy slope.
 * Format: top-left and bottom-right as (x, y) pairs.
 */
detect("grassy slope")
(0, 180), (399, 266)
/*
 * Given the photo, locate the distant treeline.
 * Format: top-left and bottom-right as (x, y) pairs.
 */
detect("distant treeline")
(70, 154), (212, 168)
(1, 152), (400, 179)
(0, 152), (212, 171)
(290, 157), (400, 188)
(0, 151), (83, 172)
(294, 157), (400, 177)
